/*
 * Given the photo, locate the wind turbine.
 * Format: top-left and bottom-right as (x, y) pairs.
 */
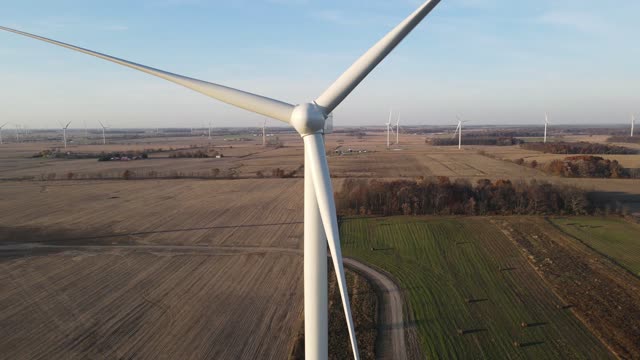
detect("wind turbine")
(15, 124), (21, 143)
(98, 120), (108, 145)
(262, 119), (267, 146)
(0, 1), (442, 358)
(395, 112), (401, 145)
(544, 112), (550, 143)
(631, 114), (635, 137)
(0, 123), (7, 144)
(59, 121), (72, 149)
(208, 120), (212, 141)
(453, 115), (467, 150)
(386, 109), (393, 149)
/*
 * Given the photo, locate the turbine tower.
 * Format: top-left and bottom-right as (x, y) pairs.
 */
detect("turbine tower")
(15, 124), (21, 143)
(0, 1), (442, 358)
(631, 114), (635, 137)
(386, 109), (393, 149)
(395, 112), (401, 145)
(453, 115), (467, 150)
(544, 112), (550, 143)
(59, 121), (72, 149)
(0, 123), (7, 144)
(262, 119), (267, 146)
(208, 120), (212, 141)
(98, 120), (108, 145)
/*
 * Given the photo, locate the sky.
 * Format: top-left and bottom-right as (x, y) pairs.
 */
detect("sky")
(1, 0), (639, 129)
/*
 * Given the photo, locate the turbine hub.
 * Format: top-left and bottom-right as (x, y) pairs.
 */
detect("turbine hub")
(290, 102), (326, 136)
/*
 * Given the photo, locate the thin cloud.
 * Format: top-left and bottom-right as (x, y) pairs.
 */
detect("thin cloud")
(536, 11), (608, 33)
(100, 24), (129, 32)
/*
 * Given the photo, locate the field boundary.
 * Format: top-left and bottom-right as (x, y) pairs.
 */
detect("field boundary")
(544, 217), (640, 279)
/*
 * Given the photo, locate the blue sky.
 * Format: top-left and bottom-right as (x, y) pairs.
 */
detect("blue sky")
(1, 0), (639, 128)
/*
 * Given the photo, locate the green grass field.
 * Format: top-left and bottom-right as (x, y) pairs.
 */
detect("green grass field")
(340, 217), (612, 359)
(551, 217), (640, 276)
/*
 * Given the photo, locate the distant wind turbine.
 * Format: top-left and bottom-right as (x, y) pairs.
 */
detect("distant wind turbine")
(544, 112), (550, 143)
(15, 124), (21, 143)
(386, 109), (393, 149)
(98, 120), (108, 145)
(59, 121), (72, 149)
(453, 115), (468, 150)
(262, 119), (267, 146)
(631, 114), (635, 137)
(395, 112), (401, 145)
(0, 123), (7, 144)
(208, 120), (212, 141)
(0, 1), (443, 358)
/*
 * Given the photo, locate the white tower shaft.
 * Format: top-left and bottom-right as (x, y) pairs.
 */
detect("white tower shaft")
(304, 149), (328, 360)
(395, 113), (400, 145)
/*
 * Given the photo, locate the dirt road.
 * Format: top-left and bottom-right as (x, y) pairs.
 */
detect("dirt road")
(344, 258), (411, 360)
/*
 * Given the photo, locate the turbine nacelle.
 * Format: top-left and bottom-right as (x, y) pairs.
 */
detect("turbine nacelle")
(290, 102), (328, 136)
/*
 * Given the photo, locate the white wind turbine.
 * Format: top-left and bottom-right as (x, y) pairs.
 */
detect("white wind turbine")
(262, 119), (267, 146)
(0, 123), (8, 144)
(59, 121), (72, 149)
(631, 114), (635, 137)
(1, 1), (441, 358)
(15, 124), (21, 143)
(208, 120), (212, 141)
(98, 120), (108, 145)
(386, 109), (393, 149)
(395, 112), (401, 145)
(544, 112), (550, 143)
(453, 115), (468, 150)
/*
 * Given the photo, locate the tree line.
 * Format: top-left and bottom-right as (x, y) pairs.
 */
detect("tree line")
(542, 156), (636, 178)
(521, 142), (638, 155)
(336, 177), (595, 216)
(431, 137), (522, 146)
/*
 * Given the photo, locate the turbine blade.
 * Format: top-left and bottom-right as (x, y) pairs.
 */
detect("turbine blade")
(314, 0), (441, 114)
(303, 134), (360, 360)
(66, 121), (72, 128)
(0, 26), (295, 123)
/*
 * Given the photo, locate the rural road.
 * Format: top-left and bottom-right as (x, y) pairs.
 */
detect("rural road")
(1, 242), (410, 359)
(344, 258), (409, 360)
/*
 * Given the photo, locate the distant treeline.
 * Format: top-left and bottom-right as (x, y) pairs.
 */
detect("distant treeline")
(607, 136), (640, 144)
(169, 150), (218, 158)
(32, 150), (96, 159)
(431, 137), (522, 146)
(541, 156), (638, 179)
(98, 151), (149, 161)
(521, 142), (638, 155)
(336, 177), (593, 216)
